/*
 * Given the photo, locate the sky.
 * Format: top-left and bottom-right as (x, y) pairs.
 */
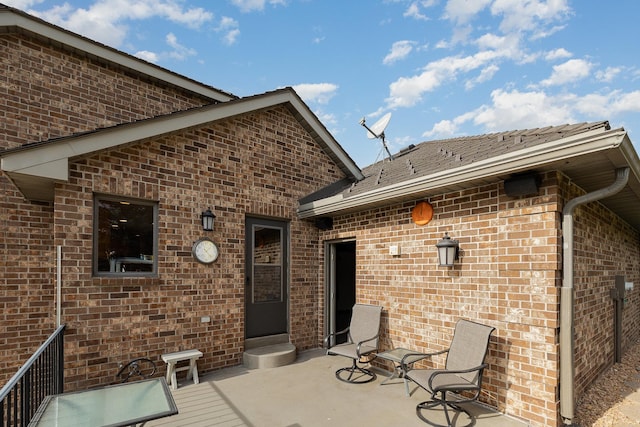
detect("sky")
(5, 0), (640, 167)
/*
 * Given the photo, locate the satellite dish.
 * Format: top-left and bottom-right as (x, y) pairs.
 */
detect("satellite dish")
(366, 112), (392, 139)
(359, 112), (394, 160)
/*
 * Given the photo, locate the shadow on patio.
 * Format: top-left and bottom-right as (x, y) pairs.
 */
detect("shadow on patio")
(146, 349), (529, 427)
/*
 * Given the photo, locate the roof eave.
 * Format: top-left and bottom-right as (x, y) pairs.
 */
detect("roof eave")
(298, 127), (630, 218)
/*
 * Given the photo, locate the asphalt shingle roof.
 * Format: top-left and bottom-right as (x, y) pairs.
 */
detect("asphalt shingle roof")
(346, 121), (611, 198)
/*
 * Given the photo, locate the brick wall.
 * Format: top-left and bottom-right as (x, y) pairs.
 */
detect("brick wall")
(318, 170), (639, 427)
(320, 172), (561, 426)
(0, 30), (213, 383)
(52, 106), (342, 390)
(561, 174), (640, 398)
(0, 29), (345, 390)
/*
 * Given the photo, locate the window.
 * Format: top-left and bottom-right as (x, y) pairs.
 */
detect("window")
(94, 195), (158, 276)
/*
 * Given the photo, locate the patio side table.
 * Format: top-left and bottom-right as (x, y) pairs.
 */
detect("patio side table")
(376, 347), (426, 396)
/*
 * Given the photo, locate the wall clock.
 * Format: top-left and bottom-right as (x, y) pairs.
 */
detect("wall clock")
(411, 201), (433, 226)
(192, 237), (219, 264)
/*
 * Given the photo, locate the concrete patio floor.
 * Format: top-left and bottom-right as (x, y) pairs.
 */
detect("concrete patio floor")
(147, 349), (530, 427)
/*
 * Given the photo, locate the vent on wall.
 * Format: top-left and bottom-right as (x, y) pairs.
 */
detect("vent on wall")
(315, 217), (333, 230)
(504, 173), (540, 197)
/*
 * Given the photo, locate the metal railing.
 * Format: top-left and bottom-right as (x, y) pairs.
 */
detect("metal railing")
(0, 324), (65, 427)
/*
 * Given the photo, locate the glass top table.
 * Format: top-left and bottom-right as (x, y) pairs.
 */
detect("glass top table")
(377, 347), (427, 396)
(28, 378), (178, 427)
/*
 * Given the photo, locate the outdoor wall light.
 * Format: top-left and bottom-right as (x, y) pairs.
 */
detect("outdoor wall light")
(436, 232), (459, 267)
(201, 207), (216, 231)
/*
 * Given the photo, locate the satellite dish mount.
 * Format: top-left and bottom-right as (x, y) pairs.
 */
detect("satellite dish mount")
(360, 113), (393, 161)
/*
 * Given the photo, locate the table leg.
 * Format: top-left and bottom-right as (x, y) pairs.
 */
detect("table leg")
(381, 364), (401, 385)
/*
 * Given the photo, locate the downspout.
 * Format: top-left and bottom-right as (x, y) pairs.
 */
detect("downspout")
(560, 167), (630, 425)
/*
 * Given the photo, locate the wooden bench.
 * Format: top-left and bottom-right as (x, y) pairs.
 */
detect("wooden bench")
(161, 349), (203, 390)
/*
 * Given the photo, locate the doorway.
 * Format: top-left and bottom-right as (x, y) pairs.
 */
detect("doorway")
(245, 217), (289, 339)
(326, 240), (356, 345)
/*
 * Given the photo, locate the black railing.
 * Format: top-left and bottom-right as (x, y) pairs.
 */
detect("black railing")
(0, 324), (65, 427)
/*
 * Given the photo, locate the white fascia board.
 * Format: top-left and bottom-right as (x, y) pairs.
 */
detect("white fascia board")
(298, 128), (628, 218)
(18, 158), (68, 181)
(0, 10), (234, 102)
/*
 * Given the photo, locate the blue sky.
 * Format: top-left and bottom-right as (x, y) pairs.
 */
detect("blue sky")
(6, 0), (640, 167)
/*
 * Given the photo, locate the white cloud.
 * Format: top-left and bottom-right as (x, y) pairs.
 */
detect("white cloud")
(230, 0), (286, 13)
(465, 64), (499, 89)
(404, 1), (431, 21)
(423, 119), (458, 138)
(217, 16), (240, 45)
(490, 0), (571, 35)
(473, 88), (575, 131)
(444, 0), (492, 24)
(28, 0), (212, 48)
(574, 90), (640, 117)
(425, 85), (640, 140)
(425, 88), (575, 137)
(314, 110), (338, 126)
(545, 48), (572, 61)
(596, 66), (622, 83)
(540, 58), (592, 86)
(383, 41), (416, 65)
(165, 33), (197, 60)
(292, 83), (339, 105)
(2, 0), (45, 9)
(386, 49), (506, 108)
(423, 111), (478, 138)
(134, 50), (159, 63)
(614, 90), (640, 113)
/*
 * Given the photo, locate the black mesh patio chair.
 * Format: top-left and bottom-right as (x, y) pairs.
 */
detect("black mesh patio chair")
(325, 303), (382, 383)
(401, 319), (495, 427)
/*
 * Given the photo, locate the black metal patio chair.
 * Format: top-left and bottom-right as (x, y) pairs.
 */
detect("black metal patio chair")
(401, 319), (495, 426)
(325, 303), (383, 383)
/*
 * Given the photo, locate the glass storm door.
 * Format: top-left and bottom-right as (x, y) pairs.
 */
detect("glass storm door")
(245, 217), (289, 338)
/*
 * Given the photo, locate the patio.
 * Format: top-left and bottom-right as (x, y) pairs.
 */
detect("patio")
(146, 349), (529, 427)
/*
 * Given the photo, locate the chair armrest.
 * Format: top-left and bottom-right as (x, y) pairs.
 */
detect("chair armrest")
(324, 327), (350, 349)
(428, 363), (488, 392)
(355, 333), (380, 357)
(400, 349), (447, 373)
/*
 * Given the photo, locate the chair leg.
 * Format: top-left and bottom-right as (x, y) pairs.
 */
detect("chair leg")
(335, 358), (377, 384)
(415, 391), (473, 427)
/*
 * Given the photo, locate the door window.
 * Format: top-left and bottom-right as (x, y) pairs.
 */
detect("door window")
(252, 226), (283, 303)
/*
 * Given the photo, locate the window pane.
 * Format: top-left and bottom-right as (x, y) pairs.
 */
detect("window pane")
(253, 226), (282, 303)
(95, 198), (156, 275)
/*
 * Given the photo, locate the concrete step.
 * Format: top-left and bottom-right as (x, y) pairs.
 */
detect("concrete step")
(242, 342), (297, 369)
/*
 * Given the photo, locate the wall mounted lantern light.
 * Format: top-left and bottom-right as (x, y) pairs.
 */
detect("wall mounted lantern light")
(201, 207), (216, 231)
(436, 232), (459, 267)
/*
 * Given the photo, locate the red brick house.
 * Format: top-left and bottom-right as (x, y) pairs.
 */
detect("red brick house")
(0, 1), (359, 389)
(2, 5), (640, 427)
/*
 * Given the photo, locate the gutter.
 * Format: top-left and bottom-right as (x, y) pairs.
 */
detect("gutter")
(560, 167), (630, 425)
